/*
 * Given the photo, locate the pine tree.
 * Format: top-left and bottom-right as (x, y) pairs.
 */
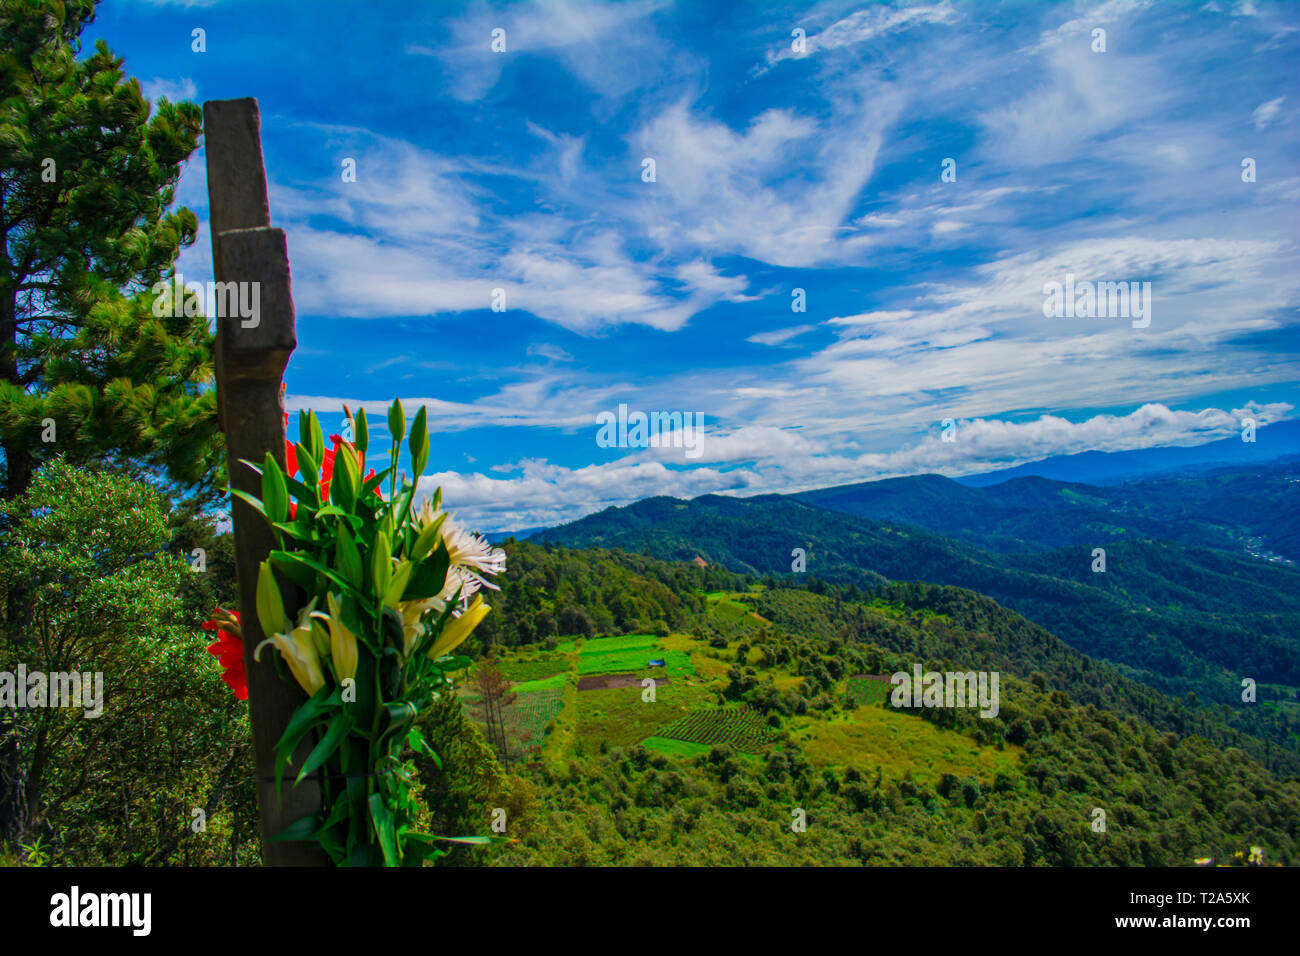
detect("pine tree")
(0, 0), (221, 502)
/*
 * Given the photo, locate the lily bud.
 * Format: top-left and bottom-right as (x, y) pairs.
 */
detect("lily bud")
(427, 595), (490, 661)
(255, 561), (289, 638)
(384, 559), (414, 609)
(315, 592), (359, 683)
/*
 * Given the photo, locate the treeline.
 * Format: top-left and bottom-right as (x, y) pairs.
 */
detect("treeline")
(469, 541), (747, 649)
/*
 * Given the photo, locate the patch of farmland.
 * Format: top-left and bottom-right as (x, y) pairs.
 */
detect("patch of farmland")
(461, 686), (565, 761)
(578, 673), (670, 691)
(557, 633), (655, 654)
(653, 705), (776, 753)
(845, 674), (892, 707)
(573, 634), (694, 676)
(791, 704), (1021, 783)
(574, 681), (713, 748)
(708, 597), (751, 622)
(578, 647), (693, 676)
(512, 672), (566, 693)
(499, 657), (566, 683)
(504, 687), (565, 751)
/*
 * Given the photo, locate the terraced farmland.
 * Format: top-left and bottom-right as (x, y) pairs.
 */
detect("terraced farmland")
(654, 705), (776, 753)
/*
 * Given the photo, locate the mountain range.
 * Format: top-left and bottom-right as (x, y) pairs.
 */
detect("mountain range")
(528, 457), (1300, 769)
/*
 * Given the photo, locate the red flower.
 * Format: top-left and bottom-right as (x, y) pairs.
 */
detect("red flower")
(202, 608), (248, 700)
(278, 413), (381, 517)
(283, 412), (299, 517)
(322, 434), (377, 502)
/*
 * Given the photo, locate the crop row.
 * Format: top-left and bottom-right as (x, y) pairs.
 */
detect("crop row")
(653, 705), (775, 753)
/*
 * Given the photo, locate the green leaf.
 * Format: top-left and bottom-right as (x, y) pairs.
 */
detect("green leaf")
(381, 700), (418, 738)
(320, 794), (350, 832)
(262, 452), (289, 524)
(271, 690), (339, 799)
(268, 550), (317, 592)
(335, 524), (364, 589)
(369, 794), (400, 866)
(269, 813), (323, 844)
(402, 546), (450, 601)
(283, 473), (316, 503)
(316, 826), (347, 865)
(381, 605), (405, 650)
(269, 520), (316, 544)
(229, 487), (266, 518)
(294, 442), (319, 486)
(270, 550), (363, 601)
(275, 685), (341, 757)
(296, 712), (354, 785)
(308, 410), (326, 465)
(407, 728), (441, 768)
(361, 468), (392, 497)
(409, 512), (447, 562)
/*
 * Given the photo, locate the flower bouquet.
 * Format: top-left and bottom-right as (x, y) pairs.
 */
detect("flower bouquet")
(211, 398), (504, 866)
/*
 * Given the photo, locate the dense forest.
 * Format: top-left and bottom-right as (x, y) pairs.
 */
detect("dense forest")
(465, 542), (1300, 866)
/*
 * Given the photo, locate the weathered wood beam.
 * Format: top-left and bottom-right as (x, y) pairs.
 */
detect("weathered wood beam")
(203, 97), (325, 866)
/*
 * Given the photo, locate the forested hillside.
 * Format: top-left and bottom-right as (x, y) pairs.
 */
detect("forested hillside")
(529, 490), (1300, 768)
(439, 541), (1300, 866)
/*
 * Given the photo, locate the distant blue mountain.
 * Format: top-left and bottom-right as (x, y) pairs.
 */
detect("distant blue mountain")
(485, 527), (548, 545)
(955, 418), (1300, 486)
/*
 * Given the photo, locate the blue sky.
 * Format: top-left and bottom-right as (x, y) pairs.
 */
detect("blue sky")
(97, 0), (1298, 529)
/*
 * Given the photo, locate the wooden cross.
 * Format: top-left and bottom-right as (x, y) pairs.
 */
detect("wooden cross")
(203, 98), (325, 866)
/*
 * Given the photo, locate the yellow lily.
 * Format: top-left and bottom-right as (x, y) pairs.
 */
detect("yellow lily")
(254, 599), (325, 696)
(426, 594), (490, 661)
(397, 600), (427, 657)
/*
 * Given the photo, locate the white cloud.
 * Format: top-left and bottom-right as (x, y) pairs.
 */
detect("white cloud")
(760, 2), (957, 73)
(412, 401), (1296, 529)
(748, 325), (815, 346)
(140, 77), (198, 103)
(428, 0), (674, 103)
(527, 343), (574, 362)
(1253, 96), (1285, 129)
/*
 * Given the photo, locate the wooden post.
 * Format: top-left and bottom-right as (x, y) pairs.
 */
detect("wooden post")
(203, 98), (325, 866)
